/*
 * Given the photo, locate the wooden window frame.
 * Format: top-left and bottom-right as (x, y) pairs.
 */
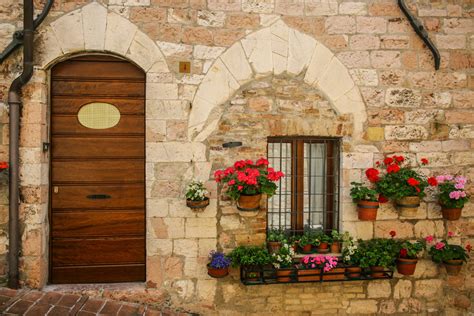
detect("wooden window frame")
(267, 136), (340, 233)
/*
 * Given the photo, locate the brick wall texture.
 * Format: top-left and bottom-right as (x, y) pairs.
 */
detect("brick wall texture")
(0, 0), (473, 314)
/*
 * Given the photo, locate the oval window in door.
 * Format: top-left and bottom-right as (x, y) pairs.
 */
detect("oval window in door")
(78, 102), (121, 129)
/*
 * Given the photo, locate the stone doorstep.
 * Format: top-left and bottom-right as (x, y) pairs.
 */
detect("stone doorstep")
(0, 286), (192, 316)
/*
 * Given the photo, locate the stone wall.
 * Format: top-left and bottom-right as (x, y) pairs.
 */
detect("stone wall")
(0, 0), (472, 314)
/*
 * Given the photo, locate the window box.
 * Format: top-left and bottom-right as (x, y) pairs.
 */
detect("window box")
(240, 265), (393, 285)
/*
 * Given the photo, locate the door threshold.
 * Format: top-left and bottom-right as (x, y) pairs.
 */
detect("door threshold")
(43, 282), (146, 292)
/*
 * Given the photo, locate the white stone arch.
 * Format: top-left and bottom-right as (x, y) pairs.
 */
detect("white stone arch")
(35, 2), (169, 73)
(188, 20), (367, 142)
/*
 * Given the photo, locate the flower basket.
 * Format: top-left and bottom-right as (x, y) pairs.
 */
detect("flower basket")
(186, 197), (209, 212)
(207, 265), (229, 278)
(275, 268), (293, 282)
(396, 196), (420, 217)
(396, 258), (418, 276)
(443, 259), (463, 275)
(237, 193), (261, 211)
(441, 207), (462, 221)
(357, 200), (379, 221)
(323, 267), (346, 281)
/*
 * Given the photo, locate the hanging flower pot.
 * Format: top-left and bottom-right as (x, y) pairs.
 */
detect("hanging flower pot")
(443, 259), (463, 275)
(357, 200), (379, 221)
(396, 196), (420, 217)
(396, 258), (418, 276)
(207, 265), (229, 278)
(441, 207), (462, 221)
(237, 193), (262, 211)
(186, 198), (209, 212)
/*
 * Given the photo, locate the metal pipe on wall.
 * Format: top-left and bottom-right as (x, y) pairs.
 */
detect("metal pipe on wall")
(7, 0), (34, 289)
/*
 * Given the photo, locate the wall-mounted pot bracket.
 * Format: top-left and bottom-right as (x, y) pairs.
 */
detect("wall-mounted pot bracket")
(397, 0), (440, 70)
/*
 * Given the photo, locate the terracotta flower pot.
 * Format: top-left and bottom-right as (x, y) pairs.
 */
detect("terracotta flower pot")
(317, 242), (329, 253)
(370, 266), (385, 278)
(396, 258), (418, 276)
(330, 241), (341, 253)
(297, 269), (320, 282)
(237, 194), (262, 211)
(396, 196), (420, 217)
(267, 241), (282, 254)
(357, 200), (379, 221)
(443, 259), (463, 275)
(276, 268), (293, 282)
(186, 198), (209, 212)
(441, 207), (462, 221)
(346, 266), (362, 279)
(207, 265), (229, 278)
(300, 244), (312, 253)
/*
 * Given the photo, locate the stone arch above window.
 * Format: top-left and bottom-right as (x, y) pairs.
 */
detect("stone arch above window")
(188, 20), (366, 142)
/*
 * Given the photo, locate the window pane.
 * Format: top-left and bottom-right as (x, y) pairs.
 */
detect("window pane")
(268, 142), (292, 230)
(304, 142), (326, 230)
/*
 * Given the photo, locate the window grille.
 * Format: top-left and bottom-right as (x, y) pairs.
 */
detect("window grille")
(267, 137), (340, 234)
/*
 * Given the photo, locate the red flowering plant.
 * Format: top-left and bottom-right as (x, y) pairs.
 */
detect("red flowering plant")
(389, 231), (426, 259)
(350, 167), (383, 203)
(374, 155), (436, 201)
(214, 158), (284, 200)
(0, 162), (8, 173)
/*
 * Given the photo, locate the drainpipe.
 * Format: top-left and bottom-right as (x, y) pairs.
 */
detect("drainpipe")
(7, 0), (34, 289)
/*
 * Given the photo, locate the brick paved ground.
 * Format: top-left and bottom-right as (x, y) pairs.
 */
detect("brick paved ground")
(0, 288), (191, 316)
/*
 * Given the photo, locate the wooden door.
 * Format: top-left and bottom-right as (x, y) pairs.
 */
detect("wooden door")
(50, 55), (146, 283)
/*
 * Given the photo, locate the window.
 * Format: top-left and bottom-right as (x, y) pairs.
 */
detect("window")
(267, 137), (340, 233)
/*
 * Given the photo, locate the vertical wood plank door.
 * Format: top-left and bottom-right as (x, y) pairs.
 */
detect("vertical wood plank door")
(50, 55), (146, 283)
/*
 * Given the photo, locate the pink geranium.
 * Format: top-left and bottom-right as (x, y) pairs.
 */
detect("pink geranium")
(435, 242), (445, 250)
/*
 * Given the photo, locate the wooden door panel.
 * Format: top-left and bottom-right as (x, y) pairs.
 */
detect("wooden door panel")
(51, 185), (144, 209)
(52, 237), (145, 266)
(52, 60), (144, 80)
(51, 264), (145, 284)
(52, 210), (144, 238)
(52, 98), (144, 115)
(52, 160), (144, 183)
(51, 80), (145, 97)
(50, 55), (146, 283)
(51, 114), (144, 136)
(52, 137), (144, 159)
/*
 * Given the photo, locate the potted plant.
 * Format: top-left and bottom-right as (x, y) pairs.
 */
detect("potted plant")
(396, 239), (426, 276)
(207, 251), (231, 278)
(267, 228), (287, 254)
(298, 232), (314, 254)
(342, 236), (362, 278)
(427, 234), (471, 275)
(315, 233), (331, 253)
(297, 255), (341, 281)
(376, 156), (436, 217)
(358, 238), (398, 278)
(214, 158), (284, 211)
(350, 182), (379, 221)
(434, 175), (469, 220)
(271, 244), (295, 282)
(228, 245), (272, 281)
(185, 180), (210, 212)
(330, 230), (345, 253)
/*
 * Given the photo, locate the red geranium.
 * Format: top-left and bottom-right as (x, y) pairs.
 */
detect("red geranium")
(378, 195), (388, 203)
(0, 162), (8, 170)
(394, 155), (404, 163)
(384, 157), (394, 165)
(407, 178), (420, 186)
(390, 230), (396, 238)
(427, 177), (438, 186)
(399, 248), (408, 258)
(387, 164), (400, 174)
(421, 158), (429, 165)
(365, 168), (380, 182)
